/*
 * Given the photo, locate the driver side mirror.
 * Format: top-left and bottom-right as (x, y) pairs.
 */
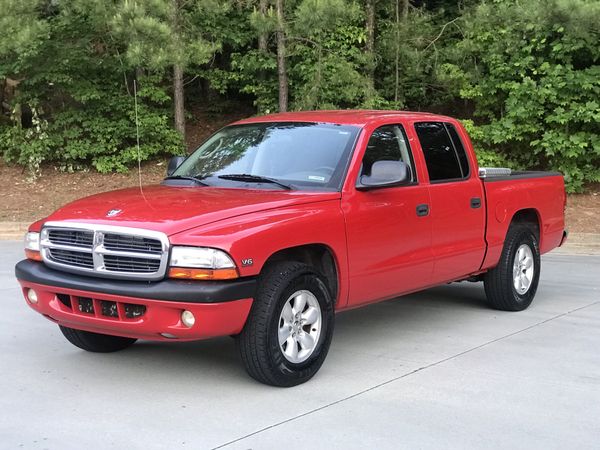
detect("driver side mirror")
(357, 160), (410, 190)
(167, 156), (186, 176)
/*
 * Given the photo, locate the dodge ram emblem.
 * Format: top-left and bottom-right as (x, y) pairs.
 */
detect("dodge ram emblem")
(106, 209), (122, 217)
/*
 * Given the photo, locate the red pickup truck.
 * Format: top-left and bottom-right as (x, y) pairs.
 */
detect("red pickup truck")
(16, 110), (567, 386)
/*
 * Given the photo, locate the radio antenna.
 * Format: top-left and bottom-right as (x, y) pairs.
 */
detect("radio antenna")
(133, 79), (143, 192)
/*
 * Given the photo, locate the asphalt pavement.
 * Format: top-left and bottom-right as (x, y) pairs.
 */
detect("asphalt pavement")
(0, 240), (598, 449)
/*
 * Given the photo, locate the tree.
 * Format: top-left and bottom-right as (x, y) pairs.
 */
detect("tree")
(258, 0), (269, 52)
(365, 0), (376, 83)
(394, 0), (410, 102)
(0, 0), (182, 175)
(275, 0), (288, 112)
(443, 0), (600, 191)
(172, 0), (186, 138)
(111, 0), (220, 141)
(1, 0), (597, 191)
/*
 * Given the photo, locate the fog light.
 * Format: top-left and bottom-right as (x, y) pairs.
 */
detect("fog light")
(181, 310), (195, 328)
(27, 289), (38, 304)
(160, 333), (178, 339)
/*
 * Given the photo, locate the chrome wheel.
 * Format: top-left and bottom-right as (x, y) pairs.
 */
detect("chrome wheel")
(278, 290), (322, 364)
(513, 244), (534, 295)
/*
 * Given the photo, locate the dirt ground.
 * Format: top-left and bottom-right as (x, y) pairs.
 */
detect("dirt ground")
(1, 159), (598, 233)
(564, 190), (600, 233)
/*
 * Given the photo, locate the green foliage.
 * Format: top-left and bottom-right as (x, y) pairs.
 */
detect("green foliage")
(461, 119), (513, 168)
(0, 0), (184, 176)
(443, 0), (600, 192)
(111, 0), (220, 69)
(290, 1), (371, 110)
(0, 0), (598, 191)
(375, 5), (450, 109)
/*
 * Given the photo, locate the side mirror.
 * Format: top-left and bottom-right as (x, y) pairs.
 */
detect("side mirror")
(357, 160), (410, 190)
(167, 156), (186, 176)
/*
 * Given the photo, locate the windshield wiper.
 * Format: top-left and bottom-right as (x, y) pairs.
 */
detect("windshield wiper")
(217, 174), (293, 190)
(163, 175), (210, 186)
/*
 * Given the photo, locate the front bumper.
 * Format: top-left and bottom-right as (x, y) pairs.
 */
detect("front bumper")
(15, 260), (255, 341)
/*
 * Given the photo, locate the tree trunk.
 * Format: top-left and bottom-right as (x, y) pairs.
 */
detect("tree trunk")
(394, 0), (409, 103)
(401, 0), (408, 18)
(258, 0), (268, 52)
(365, 0), (376, 80)
(173, 64), (186, 141)
(172, 0), (185, 141)
(275, 0), (288, 112)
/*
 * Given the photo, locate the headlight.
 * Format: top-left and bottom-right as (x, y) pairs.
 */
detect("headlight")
(24, 232), (42, 261)
(169, 247), (238, 280)
(25, 232), (40, 251)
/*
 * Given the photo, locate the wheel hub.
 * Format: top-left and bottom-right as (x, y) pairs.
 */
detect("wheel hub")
(278, 290), (322, 364)
(513, 244), (534, 295)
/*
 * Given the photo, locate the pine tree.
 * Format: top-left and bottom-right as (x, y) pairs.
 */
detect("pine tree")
(111, 0), (220, 142)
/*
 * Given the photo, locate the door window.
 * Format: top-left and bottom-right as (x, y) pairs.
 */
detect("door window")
(446, 123), (470, 178)
(361, 125), (416, 183)
(415, 122), (469, 182)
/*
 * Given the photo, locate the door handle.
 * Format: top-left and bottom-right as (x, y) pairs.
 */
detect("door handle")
(470, 197), (482, 209)
(416, 204), (429, 217)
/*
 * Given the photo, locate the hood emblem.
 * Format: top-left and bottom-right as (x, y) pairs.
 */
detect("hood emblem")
(106, 209), (122, 218)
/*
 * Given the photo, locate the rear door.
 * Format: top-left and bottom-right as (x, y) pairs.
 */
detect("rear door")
(344, 124), (433, 306)
(413, 121), (486, 283)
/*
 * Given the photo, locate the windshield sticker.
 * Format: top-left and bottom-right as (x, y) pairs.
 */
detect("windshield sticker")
(308, 175), (326, 182)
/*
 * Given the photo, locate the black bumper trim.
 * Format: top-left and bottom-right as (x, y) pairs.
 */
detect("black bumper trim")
(15, 260), (256, 303)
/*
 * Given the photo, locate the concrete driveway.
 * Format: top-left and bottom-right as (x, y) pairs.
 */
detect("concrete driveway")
(1, 240), (598, 449)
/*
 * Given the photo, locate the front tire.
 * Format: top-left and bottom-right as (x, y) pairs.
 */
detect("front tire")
(484, 224), (541, 311)
(59, 326), (137, 353)
(237, 262), (335, 387)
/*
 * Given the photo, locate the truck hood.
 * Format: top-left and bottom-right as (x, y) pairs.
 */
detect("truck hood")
(43, 185), (340, 236)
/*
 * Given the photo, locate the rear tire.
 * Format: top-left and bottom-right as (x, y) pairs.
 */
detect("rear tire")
(484, 224), (541, 311)
(59, 326), (137, 353)
(237, 261), (334, 387)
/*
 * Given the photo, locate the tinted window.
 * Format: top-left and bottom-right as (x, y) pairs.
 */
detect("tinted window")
(361, 125), (416, 182)
(415, 122), (462, 182)
(446, 123), (470, 177)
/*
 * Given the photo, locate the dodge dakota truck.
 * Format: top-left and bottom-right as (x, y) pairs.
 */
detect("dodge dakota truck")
(15, 110), (567, 386)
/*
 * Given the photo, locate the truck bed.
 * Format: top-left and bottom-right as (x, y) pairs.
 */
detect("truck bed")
(481, 171), (566, 270)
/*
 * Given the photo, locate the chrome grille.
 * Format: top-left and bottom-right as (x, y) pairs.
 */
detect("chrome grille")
(48, 229), (94, 248)
(103, 255), (161, 273)
(48, 248), (94, 268)
(103, 234), (162, 254)
(40, 222), (169, 280)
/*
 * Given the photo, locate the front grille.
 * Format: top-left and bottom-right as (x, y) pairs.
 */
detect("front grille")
(40, 222), (169, 280)
(48, 229), (94, 248)
(104, 234), (162, 254)
(48, 248), (94, 268)
(104, 255), (161, 273)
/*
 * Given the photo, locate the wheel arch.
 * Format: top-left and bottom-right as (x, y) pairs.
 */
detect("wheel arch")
(509, 208), (541, 242)
(261, 244), (339, 305)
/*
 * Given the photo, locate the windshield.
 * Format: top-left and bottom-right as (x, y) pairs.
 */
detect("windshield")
(172, 122), (360, 190)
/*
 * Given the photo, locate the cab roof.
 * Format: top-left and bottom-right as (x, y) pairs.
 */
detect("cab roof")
(233, 110), (455, 127)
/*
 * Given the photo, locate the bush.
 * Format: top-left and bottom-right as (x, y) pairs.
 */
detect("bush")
(0, 0), (184, 177)
(442, 0), (600, 192)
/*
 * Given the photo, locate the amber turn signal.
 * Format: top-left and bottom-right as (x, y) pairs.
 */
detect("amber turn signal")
(168, 267), (239, 280)
(25, 249), (43, 261)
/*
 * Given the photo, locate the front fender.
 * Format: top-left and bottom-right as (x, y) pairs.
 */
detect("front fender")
(169, 199), (350, 308)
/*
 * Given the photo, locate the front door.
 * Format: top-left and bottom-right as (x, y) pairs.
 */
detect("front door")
(344, 124), (434, 307)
